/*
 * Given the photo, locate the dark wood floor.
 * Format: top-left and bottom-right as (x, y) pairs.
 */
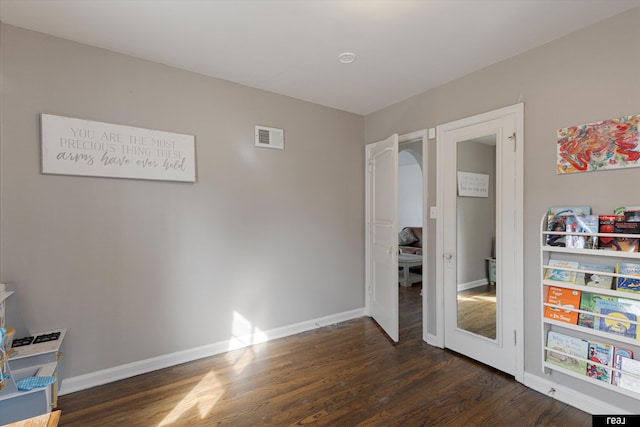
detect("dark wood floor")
(57, 285), (590, 426)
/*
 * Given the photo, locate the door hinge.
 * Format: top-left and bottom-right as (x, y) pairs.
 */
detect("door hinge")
(508, 132), (516, 152)
(513, 330), (517, 346)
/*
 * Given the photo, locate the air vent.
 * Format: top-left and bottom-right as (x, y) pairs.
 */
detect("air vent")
(255, 125), (284, 149)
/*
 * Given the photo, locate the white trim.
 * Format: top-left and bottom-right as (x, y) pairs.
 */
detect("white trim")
(424, 333), (443, 348)
(513, 103), (525, 383)
(59, 308), (364, 395)
(457, 278), (489, 291)
(399, 130), (427, 144)
(507, 103), (525, 382)
(399, 129), (431, 347)
(364, 143), (372, 316)
(523, 372), (631, 415)
(434, 124), (446, 348)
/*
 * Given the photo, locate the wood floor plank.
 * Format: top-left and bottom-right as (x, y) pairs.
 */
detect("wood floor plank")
(57, 285), (590, 426)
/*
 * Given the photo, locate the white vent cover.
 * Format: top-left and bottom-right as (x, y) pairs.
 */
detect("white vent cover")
(255, 125), (284, 149)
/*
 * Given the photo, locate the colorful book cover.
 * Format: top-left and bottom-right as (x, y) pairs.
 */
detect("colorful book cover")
(595, 298), (638, 339)
(598, 215), (622, 250)
(546, 207), (591, 247)
(575, 262), (615, 289)
(618, 297), (640, 325)
(577, 292), (615, 329)
(545, 331), (588, 375)
(612, 347), (634, 386)
(566, 215), (598, 249)
(616, 262), (640, 293)
(586, 340), (614, 383)
(544, 259), (579, 284)
(617, 356), (640, 393)
(611, 221), (640, 252)
(624, 210), (640, 222)
(544, 286), (581, 324)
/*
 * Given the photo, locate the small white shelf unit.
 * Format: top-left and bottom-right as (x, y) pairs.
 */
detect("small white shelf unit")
(0, 288), (14, 329)
(540, 214), (640, 401)
(0, 284), (66, 424)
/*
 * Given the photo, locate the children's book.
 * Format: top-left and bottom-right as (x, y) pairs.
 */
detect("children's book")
(616, 262), (640, 293)
(619, 296), (640, 322)
(544, 260), (579, 284)
(617, 356), (640, 393)
(612, 347), (634, 386)
(586, 340), (614, 383)
(598, 215), (621, 250)
(545, 331), (588, 375)
(575, 262), (615, 289)
(612, 221), (640, 252)
(544, 286), (581, 324)
(566, 215), (598, 249)
(624, 210), (640, 222)
(614, 206), (640, 216)
(546, 207), (591, 247)
(595, 298), (638, 339)
(577, 292), (615, 329)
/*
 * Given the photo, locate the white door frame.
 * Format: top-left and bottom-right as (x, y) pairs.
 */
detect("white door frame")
(397, 130), (430, 342)
(435, 103), (524, 382)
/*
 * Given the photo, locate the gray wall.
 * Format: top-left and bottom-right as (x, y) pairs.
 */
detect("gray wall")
(365, 8), (640, 412)
(0, 24), (364, 378)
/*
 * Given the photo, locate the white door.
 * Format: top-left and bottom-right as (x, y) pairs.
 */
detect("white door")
(437, 105), (523, 377)
(365, 134), (399, 342)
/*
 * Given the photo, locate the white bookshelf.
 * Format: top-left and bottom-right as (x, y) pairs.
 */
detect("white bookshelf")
(540, 214), (640, 400)
(0, 284), (14, 329)
(0, 285), (66, 424)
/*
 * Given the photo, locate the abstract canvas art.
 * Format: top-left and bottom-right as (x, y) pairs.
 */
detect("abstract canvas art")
(557, 114), (640, 174)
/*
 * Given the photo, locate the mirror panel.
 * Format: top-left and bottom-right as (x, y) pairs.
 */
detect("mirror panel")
(456, 135), (497, 339)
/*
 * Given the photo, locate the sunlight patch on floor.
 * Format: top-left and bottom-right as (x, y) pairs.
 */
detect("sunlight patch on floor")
(225, 311), (267, 373)
(157, 370), (224, 426)
(225, 347), (256, 374)
(457, 294), (496, 303)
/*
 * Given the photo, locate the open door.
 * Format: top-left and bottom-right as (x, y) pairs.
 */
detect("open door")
(365, 134), (399, 342)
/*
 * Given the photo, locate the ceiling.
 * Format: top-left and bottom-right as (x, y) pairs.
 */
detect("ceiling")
(1, 0), (639, 115)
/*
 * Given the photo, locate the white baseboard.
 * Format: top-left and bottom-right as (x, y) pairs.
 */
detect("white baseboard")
(457, 278), (488, 292)
(523, 372), (631, 415)
(59, 307), (365, 395)
(424, 332), (443, 348)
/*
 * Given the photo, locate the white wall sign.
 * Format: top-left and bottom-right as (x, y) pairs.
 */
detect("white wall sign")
(41, 114), (196, 182)
(457, 171), (489, 197)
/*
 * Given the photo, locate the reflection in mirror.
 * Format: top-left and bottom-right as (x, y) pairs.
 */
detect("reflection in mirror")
(456, 135), (497, 339)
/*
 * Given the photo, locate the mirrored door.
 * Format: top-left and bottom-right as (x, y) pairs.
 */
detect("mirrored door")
(456, 135), (497, 340)
(438, 104), (523, 378)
